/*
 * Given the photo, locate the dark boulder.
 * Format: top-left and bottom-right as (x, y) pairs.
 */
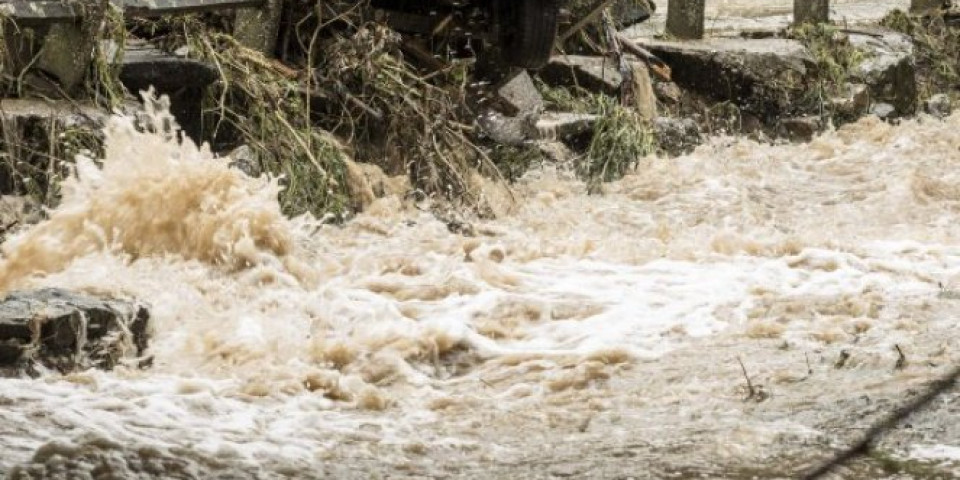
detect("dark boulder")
(0, 288), (150, 377)
(119, 40), (219, 143)
(636, 37), (815, 123)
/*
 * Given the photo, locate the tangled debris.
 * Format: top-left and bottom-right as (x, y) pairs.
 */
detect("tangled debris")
(0, 2), (958, 222)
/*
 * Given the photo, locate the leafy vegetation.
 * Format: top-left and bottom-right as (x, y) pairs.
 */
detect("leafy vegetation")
(788, 23), (868, 121)
(581, 95), (656, 193)
(881, 9), (960, 99)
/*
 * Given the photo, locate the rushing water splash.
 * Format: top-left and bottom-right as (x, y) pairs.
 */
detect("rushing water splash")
(3, 101), (960, 476)
(0, 95), (303, 293)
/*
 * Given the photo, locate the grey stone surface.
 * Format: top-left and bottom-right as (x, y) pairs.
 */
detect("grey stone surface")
(653, 80), (683, 105)
(229, 145), (263, 177)
(477, 111), (540, 147)
(924, 93), (952, 118)
(535, 140), (578, 165)
(0, 196), (42, 235)
(611, 0), (656, 27)
(829, 83), (871, 119)
(653, 116), (701, 155)
(848, 30), (918, 116)
(0, 99), (108, 129)
(496, 70), (544, 117)
(36, 23), (90, 93)
(637, 37), (814, 119)
(234, 0), (282, 55)
(0, 288), (150, 377)
(871, 102), (897, 119)
(0, 99), (114, 196)
(540, 55), (624, 96)
(665, 0), (705, 40)
(119, 41), (218, 92)
(794, 0), (830, 25)
(119, 41), (218, 143)
(779, 115), (823, 141)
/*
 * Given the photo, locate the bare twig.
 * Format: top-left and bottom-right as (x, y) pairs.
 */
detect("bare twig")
(835, 350), (851, 369)
(614, 32), (672, 81)
(895, 344), (907, 370)
(737, 356), (756, 400)
(601, 11), (633, 107)
(557, 0), (618, 44)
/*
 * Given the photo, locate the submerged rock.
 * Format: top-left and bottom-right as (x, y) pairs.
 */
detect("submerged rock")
(536, 112), (600, 142)
(478, 110), (540, 146)
(228, 145), (263, 178)
(871, 102), (897, 119)
(7, 434), (258, 480)
(924, 94), (952, 118)
(779, 115), (823, 142)
(653, 80), (683, 106)
(654, 116), (702, 156)
(0, 289), (150, 377)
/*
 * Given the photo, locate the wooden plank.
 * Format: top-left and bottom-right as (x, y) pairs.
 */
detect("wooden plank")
(0, 0), (264, 23)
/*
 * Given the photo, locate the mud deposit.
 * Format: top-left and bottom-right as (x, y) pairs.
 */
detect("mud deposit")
(3, 108), (960, 478)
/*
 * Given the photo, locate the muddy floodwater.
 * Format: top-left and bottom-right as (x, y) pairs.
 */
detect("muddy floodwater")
(3, 108), (960, 478)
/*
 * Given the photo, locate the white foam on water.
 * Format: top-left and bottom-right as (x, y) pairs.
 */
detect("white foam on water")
(2, 101), (960, 472)
(910, 444), (960, 462)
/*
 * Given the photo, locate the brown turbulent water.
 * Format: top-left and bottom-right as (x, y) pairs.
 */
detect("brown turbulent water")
(2, 105), (960, 478)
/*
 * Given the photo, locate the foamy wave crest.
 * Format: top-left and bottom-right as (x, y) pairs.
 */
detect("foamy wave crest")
(0, 92), (304, 291)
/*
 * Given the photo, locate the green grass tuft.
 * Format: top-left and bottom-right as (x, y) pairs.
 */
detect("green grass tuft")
(580, 95), (656, 193)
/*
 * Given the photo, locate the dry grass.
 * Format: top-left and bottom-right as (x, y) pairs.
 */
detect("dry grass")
(139, 13), (503, 218)
(316, 25), (498, 212)
(1, 1), (510, 220)
(0, 3), (125, 207)
(181, 26), (352, 218)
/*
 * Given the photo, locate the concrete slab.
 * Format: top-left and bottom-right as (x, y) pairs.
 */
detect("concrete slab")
(624, 0), (911, 38)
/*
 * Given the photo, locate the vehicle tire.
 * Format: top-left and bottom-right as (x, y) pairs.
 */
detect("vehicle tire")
(498, 0), (560, 70)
